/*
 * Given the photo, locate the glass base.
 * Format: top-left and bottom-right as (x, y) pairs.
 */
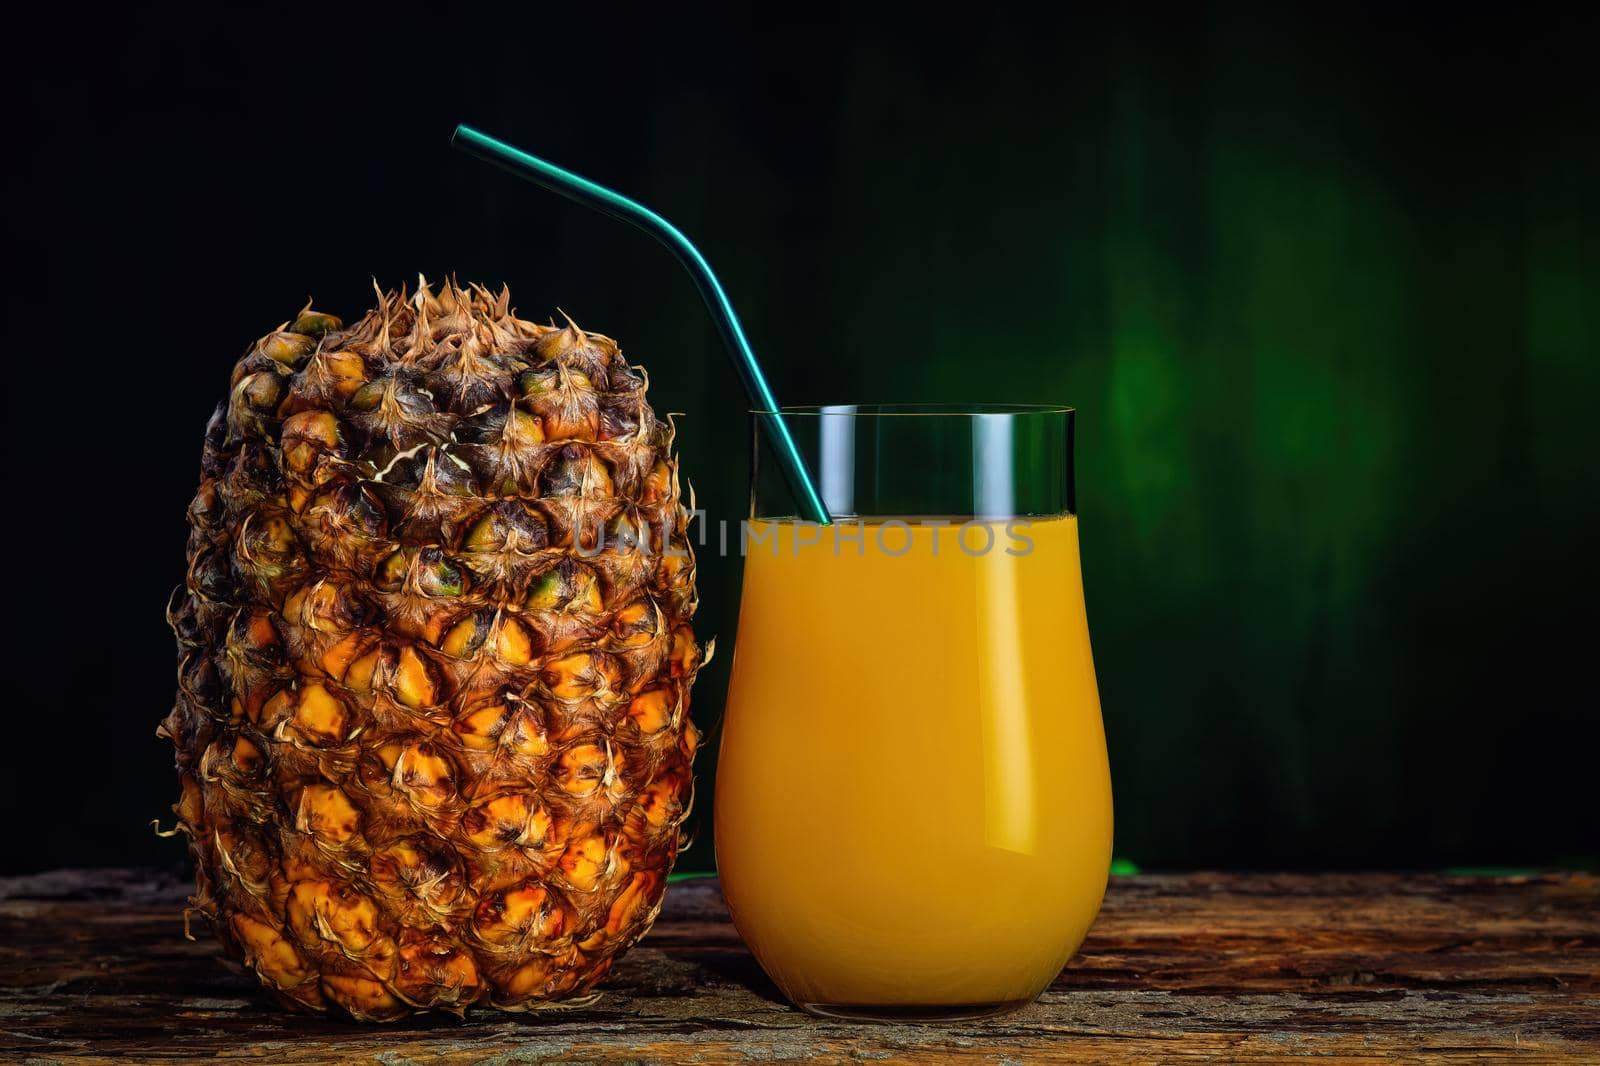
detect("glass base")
(799, 999), (1033, 1023)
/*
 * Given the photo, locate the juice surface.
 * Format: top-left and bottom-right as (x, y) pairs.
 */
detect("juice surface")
(715, 515), (1113, 1009)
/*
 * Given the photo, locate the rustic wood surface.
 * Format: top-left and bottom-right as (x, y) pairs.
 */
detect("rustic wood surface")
(1, 869), (1595, 1064)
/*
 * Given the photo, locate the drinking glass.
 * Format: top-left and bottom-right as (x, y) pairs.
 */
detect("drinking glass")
(714, 404), (1113, 1021)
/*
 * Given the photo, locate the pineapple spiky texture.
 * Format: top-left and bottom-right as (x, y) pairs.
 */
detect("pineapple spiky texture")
(160, 279), (703, 1020)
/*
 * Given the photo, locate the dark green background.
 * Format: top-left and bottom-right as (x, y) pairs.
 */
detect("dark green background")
(4, 5), (1595, 873)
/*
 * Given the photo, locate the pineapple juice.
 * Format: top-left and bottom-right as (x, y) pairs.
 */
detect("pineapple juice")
(715, 514), (1112, 1013)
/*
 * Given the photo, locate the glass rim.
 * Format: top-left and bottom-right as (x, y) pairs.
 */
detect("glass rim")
(751, 402), (1075, 417)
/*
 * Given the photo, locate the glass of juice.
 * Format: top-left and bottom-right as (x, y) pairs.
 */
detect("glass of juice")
(715, 404), (1113, 1022)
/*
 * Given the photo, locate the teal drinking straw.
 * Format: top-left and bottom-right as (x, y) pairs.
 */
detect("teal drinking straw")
(451, 124), (833, 526)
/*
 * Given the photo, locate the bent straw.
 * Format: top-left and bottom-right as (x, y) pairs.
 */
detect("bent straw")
(451, 124), (832, 526)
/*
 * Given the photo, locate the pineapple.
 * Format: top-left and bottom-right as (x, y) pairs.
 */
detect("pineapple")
(160, 279), (703, 1020)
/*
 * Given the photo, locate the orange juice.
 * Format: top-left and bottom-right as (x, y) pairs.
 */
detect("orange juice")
(715, 515), (1112, 1016)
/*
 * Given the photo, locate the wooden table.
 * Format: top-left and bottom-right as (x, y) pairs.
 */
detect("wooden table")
(2, 869), (1595, 1063)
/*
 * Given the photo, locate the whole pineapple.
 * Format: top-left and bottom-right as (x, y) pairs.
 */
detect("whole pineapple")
(160, 279), (702, 1020)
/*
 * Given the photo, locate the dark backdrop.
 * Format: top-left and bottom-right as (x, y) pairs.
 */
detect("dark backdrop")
(4, 4), (1596, 875)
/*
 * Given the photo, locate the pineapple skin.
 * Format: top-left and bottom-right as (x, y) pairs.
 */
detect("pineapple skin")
(161, 280), (702, 1020)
